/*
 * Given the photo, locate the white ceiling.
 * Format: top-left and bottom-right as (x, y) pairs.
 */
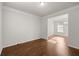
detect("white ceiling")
(3, 2), (79, 17)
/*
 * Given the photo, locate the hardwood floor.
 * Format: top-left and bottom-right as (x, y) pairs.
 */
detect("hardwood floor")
(69, 47), (79, 56)
(1, 39), (79, 56)
(1, 39), (47, 56)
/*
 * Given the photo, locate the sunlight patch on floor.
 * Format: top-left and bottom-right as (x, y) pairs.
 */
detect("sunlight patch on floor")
(47, 36), (69, 56)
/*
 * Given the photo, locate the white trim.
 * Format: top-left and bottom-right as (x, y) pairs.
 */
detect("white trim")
(43, 4), (79, 18)
(48, 14), (68, 21)
(3, 6), (40, 17)
(0, 48), (3, 55)
(3, 38), (40, 48)
(68, 44), (79, 49)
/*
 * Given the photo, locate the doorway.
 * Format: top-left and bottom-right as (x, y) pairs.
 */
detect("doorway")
(48, 14), (68, 37)
(47, 14), (69, 55)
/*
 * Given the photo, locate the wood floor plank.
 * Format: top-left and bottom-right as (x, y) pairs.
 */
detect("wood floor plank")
(1, 39), (79, 56)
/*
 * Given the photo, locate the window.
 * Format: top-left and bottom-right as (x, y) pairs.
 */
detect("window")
(57, 24), (64, 32)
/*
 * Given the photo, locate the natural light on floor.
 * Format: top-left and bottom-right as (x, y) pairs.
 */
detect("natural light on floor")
(47, 36), (69, 55)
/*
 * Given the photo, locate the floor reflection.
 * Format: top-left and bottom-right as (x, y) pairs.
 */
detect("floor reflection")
(47, 36), (69, 56)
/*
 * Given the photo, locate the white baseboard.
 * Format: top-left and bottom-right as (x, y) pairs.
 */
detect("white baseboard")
(3, 38), (40, 48)
(68, 45), (79, 49)
(0, 48), (3, 55)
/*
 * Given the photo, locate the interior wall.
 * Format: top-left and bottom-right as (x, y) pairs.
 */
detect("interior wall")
(0, 3), (2, 54)
(2, 6), (41, 48)
(2, 3), (79, 49)
(48, 18), (54, 36)
(42, 5), (79, 49)
(41, 17), (47, 39)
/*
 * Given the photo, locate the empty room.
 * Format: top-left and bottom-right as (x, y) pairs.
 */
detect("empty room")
(0, 2), (79, 56)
